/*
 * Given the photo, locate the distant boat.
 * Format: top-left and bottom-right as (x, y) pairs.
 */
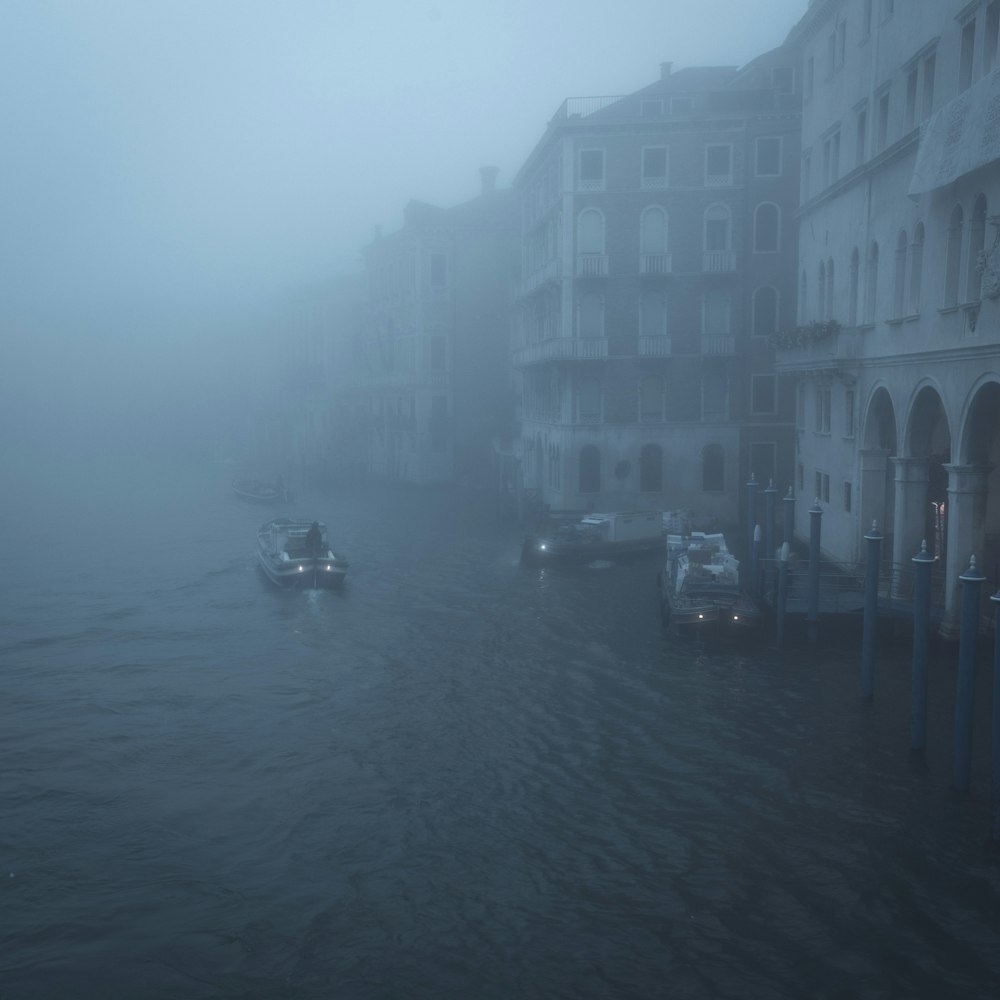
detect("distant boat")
(657, 530), (760, 636)
(232, 477), (291, 504)
(521, 510), (665, 565)
(256, 517), (348, 589)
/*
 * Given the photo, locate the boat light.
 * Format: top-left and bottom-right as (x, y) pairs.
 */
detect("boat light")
(698, 613), (704, 619)
(325, 564), (332, 571)
(733, 615), (739, 621)
(298, 566), (304, 572)
(539, 543), (547, 551)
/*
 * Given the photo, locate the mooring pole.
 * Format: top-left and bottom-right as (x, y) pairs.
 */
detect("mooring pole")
(776, 541), (789, 648)
(750, 525), (761, 600)
(764, 480), (777, 596)
(783, 487), (796, 548)
(807, 499), (822, 644)
(991, 589), (1000, 842)
(860, 522), (882, 701)
(745, 474), (758, 576)
(953, 556), (986, 793)
(911, 541), (934, 752)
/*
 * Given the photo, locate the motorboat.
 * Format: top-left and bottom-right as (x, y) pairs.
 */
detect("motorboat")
(256, 518), (348, 588)
(232, 477), (291, 504)
(521, 510), (665, 565)
(657, 530), (760, 635)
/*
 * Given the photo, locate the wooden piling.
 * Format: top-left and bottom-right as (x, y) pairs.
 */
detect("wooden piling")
(911, 541), (934, 752)
(953, 556), (986, 793)
(860, 522), (881, 701)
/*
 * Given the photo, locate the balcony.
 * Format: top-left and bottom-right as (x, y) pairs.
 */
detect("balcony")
(700, 334), (736, 355)
(639, 252), (672, 276)
(702, 251), (737, 273)
(638, 335), (672, 357)
(576, 254), (609, 278)
(517, 257), (562, 298)
(772, 322), (862, 373)
(513, 337), (609, 367)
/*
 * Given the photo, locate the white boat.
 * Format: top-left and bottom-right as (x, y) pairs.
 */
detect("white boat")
(521, 510), (665, 565)
(657, 530), (760, 635)
(256, 518), (348, 588)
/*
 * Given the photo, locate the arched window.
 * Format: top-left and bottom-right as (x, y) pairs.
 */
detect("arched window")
(704, 204), (731, 251)
(826, 257), (835, 320)
(752, 286), (779, 338)
(894, 230), (908, 318)
(640, 375), (664, 422)
(577, 208), (605, 254)
(640, 443), (664, 492)
(945, 204), (964, 306)
(640, 290), (668, 338)
(849, 247), (860, 326)
(640, 206), (668, 253)
(909, 223), (924, 313)
(577, 376), (601, 422)
(967, 194), (987, 301)
(702, 444), (725, 492)
(579, 445), (601, 494)
(865, 241), (879, 322)
(817, 260), (826, 321)
(753, 202), (780, 252)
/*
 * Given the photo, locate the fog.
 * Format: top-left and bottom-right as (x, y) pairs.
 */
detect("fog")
(1, 0), (805, 460)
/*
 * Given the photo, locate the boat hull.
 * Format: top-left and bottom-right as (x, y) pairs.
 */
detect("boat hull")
(256, 550), (347, 588)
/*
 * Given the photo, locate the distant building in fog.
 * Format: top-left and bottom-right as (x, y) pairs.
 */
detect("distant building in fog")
(510, 51), (802, 525)
(354, 169), (518, 488)
(779, 0), (1000, 631)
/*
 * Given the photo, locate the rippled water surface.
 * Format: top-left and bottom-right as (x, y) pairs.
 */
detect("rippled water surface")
(3, 457), (999, 999)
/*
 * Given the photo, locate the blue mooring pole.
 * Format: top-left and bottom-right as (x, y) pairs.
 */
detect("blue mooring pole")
(783, 487), (796, 548)
(911, 541), (935, 752)
(807, 500), (822, 644)
(860, 522), (881, 701)
(991, 589), (1000, 842)
(776, 541), (789, 648)
(751, 525), (762, 600)
(746, 474), (758, 577)
(953, 556), (986, 793)
(764, 480), (777, 597)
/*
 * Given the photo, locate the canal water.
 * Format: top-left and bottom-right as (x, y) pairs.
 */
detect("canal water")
(2, 454), (999, 999)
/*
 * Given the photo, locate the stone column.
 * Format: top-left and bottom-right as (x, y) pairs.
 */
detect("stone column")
(941, 464), (991, 636)
(860, 448), (892, 554)
(890, 458), (929, 600)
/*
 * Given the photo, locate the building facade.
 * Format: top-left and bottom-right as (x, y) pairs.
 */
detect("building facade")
(512, 52), (802, 528)
(780, 0), (1000, 628)
(358, 170), (518, 488)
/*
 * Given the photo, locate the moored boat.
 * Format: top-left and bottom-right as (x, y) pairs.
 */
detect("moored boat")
(521, 510), (665, 565)
(657, 530), (760, 636)
(232, 476), (291, 504)
(256, 517), (348, 588)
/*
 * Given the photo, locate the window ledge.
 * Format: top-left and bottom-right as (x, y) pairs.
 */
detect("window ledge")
(938, 305), (960, 315)
(885, 316), (906, 327)
(855, 323), (875, 332)
(960, 300), (981, 311)
(903, 313), (920, 323)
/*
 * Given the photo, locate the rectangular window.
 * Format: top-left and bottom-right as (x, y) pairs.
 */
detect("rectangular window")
(814, 471), (830, 504)
(642, 146), (668, 188)
(815, 386), (831, 433)
(802, 151), (811, 201)
(986, 3), (1000, 75)
(876, 91), (889, 152)
(827, 32), (836, 77)
(796, 384), (806, 429)
(579, 149), (605, 190)
(960, 19), (976, 92)
(904, 66), (918, 131)
(805, 56), (814, 100)
(856, 105), (868, 166)
(844, 388), (855, 437)
(844, 481), (853, 512)
(837, 21), (846, 67)
(797, 463), (804, 491)
(429, 253), (448, 292)
(755, 136), (781, 176)
(751, 374), (778, 415)
(922, 53), (936, 120)
(750, 442), (777, 488)
(705, 145), (732, 185)
(822, 130), (840, 186)
(863, 0), (872, 37)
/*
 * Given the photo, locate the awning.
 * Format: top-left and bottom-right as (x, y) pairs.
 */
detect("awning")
(909, 68), (1000, 195)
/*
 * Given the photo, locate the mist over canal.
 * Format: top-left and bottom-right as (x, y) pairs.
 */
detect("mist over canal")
(2, 454), (998, 999)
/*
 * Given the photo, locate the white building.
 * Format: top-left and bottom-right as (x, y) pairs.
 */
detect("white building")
(780, 0), (1000, 630)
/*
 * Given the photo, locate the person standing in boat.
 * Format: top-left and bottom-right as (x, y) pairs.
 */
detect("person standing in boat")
(305, 521), (323, 556)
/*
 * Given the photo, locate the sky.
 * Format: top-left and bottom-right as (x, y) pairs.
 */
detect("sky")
(0, 0), (807, 454)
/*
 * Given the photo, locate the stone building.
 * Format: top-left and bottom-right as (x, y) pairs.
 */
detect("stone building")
(779, 0), (1000, 629)
(357, 170), (518, 488)
(511, 51), (802, 528)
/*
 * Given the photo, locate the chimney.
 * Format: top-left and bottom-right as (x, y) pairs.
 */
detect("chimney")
(480, 165), (498, 196)
(660, 61), (673, 81)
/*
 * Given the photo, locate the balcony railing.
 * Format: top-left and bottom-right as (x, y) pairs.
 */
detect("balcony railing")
(703, 251), (737, 273)
(705, 173), (733, 187)
(638, 335), (672, 357)
(513, 337), (609, 367)
(576, 254), (609, 277)
(639, 252), (672, 275)
(700, 334), (736, 355)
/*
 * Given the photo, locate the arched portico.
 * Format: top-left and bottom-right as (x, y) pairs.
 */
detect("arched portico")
(860, 386), (897, 558)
